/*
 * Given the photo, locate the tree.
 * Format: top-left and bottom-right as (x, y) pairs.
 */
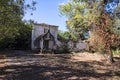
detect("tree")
(0, 0), (36, 49)
(58, 30), (70, 41)
(14, 23), (32, 49)
(113, 6), (120, 36)
(59, 0), (120, 63)
(59, 0), (89, 40)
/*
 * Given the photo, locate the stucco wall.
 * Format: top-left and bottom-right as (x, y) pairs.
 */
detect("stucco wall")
(67, 40), (88, 51)
(76, 41), (87, 50)
(31, 23), (58, 50)
(31, 25), (44, 50)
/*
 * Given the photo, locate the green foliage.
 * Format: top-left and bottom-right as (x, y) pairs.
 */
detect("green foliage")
(14, 24), (32, 49)
(58, 30), (70, 41)
(58, 30), (79, 41)
(112, 48), (120, 56)
(0, 24), (32, 50)
(59, 0), (102, 40)
(111, 5), (120, 37)
(59, 0), (120, 63)
(0, 0), (36, 50)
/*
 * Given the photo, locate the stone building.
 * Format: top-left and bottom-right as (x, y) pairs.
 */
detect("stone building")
(31, 23), (59, 52)
(31, 23), (88, 53)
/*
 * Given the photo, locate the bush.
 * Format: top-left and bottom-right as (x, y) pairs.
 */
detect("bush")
(112, 48), (120, 56)
(0, 24), (32, 50)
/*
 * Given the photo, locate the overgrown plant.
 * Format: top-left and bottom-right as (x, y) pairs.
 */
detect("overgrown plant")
(88, 12), (120, 63)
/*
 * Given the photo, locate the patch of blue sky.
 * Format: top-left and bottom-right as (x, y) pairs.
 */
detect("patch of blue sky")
(105, 1), (118, 13)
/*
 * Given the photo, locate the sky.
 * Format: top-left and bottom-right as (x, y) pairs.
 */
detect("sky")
(23, 0), (68, 31)
(105, 0), (119, 13)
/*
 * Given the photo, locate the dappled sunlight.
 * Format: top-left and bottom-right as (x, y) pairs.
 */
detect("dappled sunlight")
(0, 52), (120, 80)
(70, 52), (105, 62)
(0, 0), (120, 80)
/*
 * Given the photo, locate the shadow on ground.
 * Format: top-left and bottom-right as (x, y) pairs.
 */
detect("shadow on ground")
(0, 51), (120, 80)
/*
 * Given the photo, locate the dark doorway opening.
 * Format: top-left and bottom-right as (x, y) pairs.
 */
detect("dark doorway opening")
(43, 40), (49, 50)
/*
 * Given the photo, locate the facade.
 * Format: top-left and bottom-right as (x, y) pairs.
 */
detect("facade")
(31, 23), (88, 53)
(31, 23), (58, 52)
(67, 40), (89, 52)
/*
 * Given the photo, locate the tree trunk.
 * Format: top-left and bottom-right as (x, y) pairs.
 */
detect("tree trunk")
(104, 48), (114, 63)
(106, 53), (114, 63)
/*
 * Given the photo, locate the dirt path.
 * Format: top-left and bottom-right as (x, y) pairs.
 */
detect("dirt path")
(0, 51), (120, 80)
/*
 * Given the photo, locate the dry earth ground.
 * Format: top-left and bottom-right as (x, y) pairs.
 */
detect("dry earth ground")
(0, 51), (120, 80)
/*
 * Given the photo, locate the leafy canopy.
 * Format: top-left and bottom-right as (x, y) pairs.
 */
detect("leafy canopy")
(0, 0), (36, 49)
(59, 0), (104, 40)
